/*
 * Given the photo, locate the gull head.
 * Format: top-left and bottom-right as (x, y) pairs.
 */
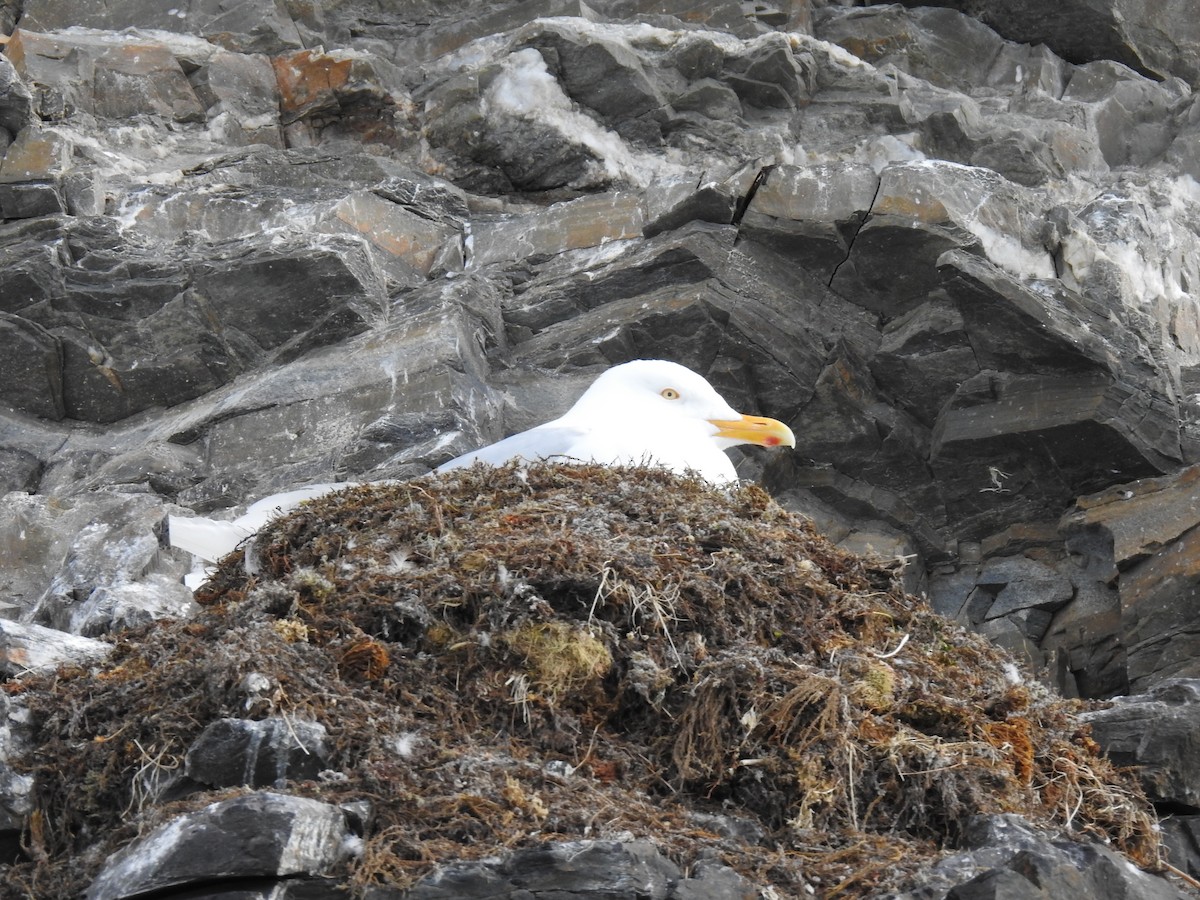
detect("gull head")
(567, 359), (796, 451)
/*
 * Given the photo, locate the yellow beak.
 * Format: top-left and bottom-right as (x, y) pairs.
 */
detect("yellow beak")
(708, 414), (796, 448)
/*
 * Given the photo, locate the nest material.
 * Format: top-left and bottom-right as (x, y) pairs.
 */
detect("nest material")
(2, 464), (1161, 897)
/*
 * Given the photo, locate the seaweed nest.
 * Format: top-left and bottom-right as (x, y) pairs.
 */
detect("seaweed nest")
(2, 464), (1162, 897)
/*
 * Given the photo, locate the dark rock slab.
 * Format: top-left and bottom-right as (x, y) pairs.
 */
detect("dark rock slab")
(738, 162), (878, 281)
(86, 792), (352, 900)
(190, 48), (284, 148)
(92, 39), (206, 123)
(0, 125), (68, 218)
(186, 718), (331, 789)
(1038, 526), (1127, 699)
(875, 0), (1200, 88)
(0, 447), (41, 494)
(1065, 459), (1200, 569)
(894, 814), (1190, 900)
(721, 32), (813, 111)
(1062, 61), (1184, 168)
(1064, 468), (1200, 690)
(668, 77), (744, 123)
(0, 312), (63, 420)
(160, 276), (502, 502)
(916, 249), (1183, 544)
(931, 370), (1170, 538)
(523, 24), (667, 139)
(0, 219), (63, 316)
(831, 161), (1054, 318)
(818, 5), (1012, 92)
(7, 30), (205, 123)
(1082, 679), (1200, 809)
(1120, 530), (1200, 691)
(643, 179), (743, 237)
(20, 0), (304, 55)
(191, 234), (386, 358)
(977, 557), (1073, 624)
(1161, 815), (1200, 883)
(871, 299), (978, 428)
(371, 839), (756, 899)
(0, 54), (33, 144)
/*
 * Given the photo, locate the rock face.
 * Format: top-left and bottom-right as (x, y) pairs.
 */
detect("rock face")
(0, 0), (1199, 897)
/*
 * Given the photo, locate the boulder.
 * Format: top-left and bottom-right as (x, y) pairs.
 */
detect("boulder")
(19, 0), (304, 55)
(185, 717), (331, 790)
(380, 840), (755, 900)
(894, 814), (1191, 900)
(0, 620), (109, 675)
(1161, 815), (1200, 883)
(1082, 679), (1200, 809)
(0, 490), (180, 629)
(86, 792), (352, 900)
(1064, 468), (1200, 690)
(875, 0), (1200, 87)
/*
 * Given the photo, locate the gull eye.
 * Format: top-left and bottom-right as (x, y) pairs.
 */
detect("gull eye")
(660, 387), (680, 400)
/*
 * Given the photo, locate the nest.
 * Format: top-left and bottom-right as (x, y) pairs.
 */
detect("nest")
(2, 464), (1161, 897)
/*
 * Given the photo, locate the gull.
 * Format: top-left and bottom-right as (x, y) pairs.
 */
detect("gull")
(168, 359), (795, 573)
(438, 359), (795, 483)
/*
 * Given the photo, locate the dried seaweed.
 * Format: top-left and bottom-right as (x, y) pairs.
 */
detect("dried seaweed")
(0, 464), (1164, 897)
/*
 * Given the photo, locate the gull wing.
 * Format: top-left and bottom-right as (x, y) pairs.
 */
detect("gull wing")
(169, 482), (357, 564)
(437, 424), (590, 472)
(167, 515), (255, 564)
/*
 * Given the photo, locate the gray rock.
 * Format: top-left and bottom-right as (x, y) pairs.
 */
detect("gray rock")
(20, 0), (304, 55)
(0, 312), (63, 420)
(0, 619), (109, 675)
(0, 761), (31, 863)
(0, 490), (178, 629)
(893, 814), (1190, 900)
(738, 162), (878, 281)
(1062, 468), (1200, 690)
(976, 557), (1074, 621)
(1160, 815), (1200, 883)
(189, 48), (284, 148)
(1081, 679), (1200, 808)
(86, 792), (352, 900)
(0, 447), (41, 494)
(669, 77), (744, 122)
(68, 575), (198, 638)
(722, 32), (813, 110)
